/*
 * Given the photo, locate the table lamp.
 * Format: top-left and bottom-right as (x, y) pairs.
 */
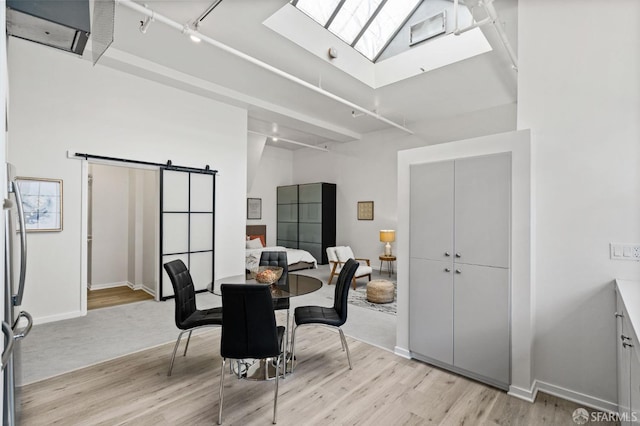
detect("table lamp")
(380, 230), (395, 256)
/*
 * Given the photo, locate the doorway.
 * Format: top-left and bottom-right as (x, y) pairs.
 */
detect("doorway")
(87, 163), (159, 309)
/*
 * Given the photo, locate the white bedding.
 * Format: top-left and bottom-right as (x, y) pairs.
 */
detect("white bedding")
(245, 246), (317, 271)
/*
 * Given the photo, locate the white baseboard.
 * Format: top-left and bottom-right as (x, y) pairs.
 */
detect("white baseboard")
(394, 346), (411, 359)
(89, 281), (156, 297)
(532, 380), (618, 414)
(138, 284), (156, 297)
(33, 310), (85, 325)
(508, 384), (537, 403)
(88, 281), (130, 291)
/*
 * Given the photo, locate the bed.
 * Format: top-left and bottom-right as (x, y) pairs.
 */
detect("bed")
(246, 225), (317, 272)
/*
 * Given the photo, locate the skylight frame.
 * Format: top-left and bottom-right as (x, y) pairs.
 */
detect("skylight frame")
(292, 0), (425, 63)
(365, 0), (425, 62)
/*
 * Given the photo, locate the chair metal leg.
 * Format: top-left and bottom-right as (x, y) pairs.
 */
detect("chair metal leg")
(218, 358), (226, 425)
(182, 330), (193, 356)
(338, 328), (352, 370)
(273, 355), (280, 424)
(282, 309), (289, 378)
(167, 330), (187, 376)
(290, 324), (298, 373)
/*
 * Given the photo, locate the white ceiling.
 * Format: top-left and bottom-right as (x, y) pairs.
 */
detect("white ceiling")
(95, 0), (518, 150)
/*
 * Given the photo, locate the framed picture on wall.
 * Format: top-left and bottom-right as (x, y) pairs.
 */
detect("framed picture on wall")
(16, 177), (63, 232)
(357, 201), (374, 220)
(247, 198), (262, 220)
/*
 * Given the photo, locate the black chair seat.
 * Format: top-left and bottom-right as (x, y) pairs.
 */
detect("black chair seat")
(180, 307), (223, 329)
(294, 305), (341, 327)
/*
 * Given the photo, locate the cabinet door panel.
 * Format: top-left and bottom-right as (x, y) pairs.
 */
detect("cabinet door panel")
(454, 264), (509, 385)
(299, 183), (321, 203)
(277, 185), (298, 204)
(277, 223), (298, 241)
(455, 153), (510, 268)
(299, 223), (322, 243)
(299, 203), (322, 223)
(277, 204), (298, 222)
(617, 294), (632, 425)
(409, 258), (454, 364)
(631, 341), (640, 425)
(630, 340), (640, 425)
(410, 161), (454, 261)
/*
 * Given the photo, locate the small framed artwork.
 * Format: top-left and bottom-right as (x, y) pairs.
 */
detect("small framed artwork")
(357, 201), (374, 220)
(247, 198), (262, 220)
(16, 177), (63, 232)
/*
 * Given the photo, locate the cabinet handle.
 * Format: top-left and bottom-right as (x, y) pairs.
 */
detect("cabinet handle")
(621, 334), (632, 341)
(444, 268), (451, 272)
(615, 312), (624, 318)
(455, 253), (461, 258)
(455, 269), (462, 274)
(444, 252), (451, 257)
(623, 342), (634, 348)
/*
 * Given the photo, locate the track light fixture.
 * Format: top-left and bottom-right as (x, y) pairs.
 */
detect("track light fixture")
(139, 15), (153, 34)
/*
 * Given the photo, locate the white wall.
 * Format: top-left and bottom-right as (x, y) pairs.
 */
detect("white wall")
(518, 0), (640, 408)
(8, 38), (248, 323)
(292, 103), (516, 263)
(248, 145), (294, 247)
(90, 164), (130, 288)
(142, 170), (158, 292)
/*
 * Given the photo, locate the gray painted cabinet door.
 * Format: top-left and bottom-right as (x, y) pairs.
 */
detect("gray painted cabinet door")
(409, 153), (511, 389)
(453, 264), (510, 385)
(409, 258), (454, 365)
(410, 161), (454, 261)
(454, 153), (511, 268)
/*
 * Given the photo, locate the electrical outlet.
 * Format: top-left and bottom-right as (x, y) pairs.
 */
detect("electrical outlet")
(610, 243), (640, 261)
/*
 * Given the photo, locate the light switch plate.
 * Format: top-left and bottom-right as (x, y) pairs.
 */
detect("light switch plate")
(610, 243), (640, 261)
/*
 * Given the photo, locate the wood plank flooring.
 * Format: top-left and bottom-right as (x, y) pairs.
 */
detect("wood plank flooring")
(87, 286), (154, 310)
(20, 326), (615, 425)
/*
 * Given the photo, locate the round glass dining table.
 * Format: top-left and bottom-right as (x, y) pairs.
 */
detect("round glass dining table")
(209, 272), (322, 299)
(208, 272), (322, 380)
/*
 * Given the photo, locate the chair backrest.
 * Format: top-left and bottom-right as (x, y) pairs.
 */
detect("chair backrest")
(259, 251), (288, 286)
(326, 247), (339, 263)
(220, 284), (280, 360)
(163, 259), (197, 329)
(333, 258), (359, 324)
(335, 246), (356, 263)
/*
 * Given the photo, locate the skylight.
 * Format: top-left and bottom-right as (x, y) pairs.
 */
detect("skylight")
(292, 0), (423, 62)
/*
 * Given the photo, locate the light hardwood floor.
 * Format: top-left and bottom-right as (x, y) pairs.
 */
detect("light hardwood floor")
(87, 286), (154, 310)
(20, 325), (615, 426)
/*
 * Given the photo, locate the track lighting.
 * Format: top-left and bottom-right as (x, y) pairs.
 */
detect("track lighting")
(139, 15), (153, 34)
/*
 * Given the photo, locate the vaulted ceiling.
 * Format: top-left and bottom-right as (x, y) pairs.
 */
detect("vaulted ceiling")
(95, 0), (517, 149)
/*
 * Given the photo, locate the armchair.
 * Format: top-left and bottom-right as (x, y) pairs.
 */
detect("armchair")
(326, 246), (372, 289)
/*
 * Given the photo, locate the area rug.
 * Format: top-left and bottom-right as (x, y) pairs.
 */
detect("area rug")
(347, 282), (397, 315)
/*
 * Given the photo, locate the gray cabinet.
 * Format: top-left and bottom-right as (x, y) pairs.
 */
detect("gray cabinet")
(409, 153), (511, 390)
(277, 183), (336, 264)
(616, 288), (640, 425)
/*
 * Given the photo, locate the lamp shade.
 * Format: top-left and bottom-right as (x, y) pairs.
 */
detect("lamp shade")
(379, 230), (396, 243)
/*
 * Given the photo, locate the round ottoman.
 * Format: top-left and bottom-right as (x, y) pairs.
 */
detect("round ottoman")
(366, 279), (394, 304)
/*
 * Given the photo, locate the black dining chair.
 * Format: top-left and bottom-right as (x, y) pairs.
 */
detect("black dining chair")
(164, 259), (223, 376)
(218, 284), (285, 425)
(259, 251), (291, 375)
(290, 258), (359, 372)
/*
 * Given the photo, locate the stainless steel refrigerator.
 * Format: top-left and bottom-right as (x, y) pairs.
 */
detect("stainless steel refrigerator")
(2, 163), (33, 425)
